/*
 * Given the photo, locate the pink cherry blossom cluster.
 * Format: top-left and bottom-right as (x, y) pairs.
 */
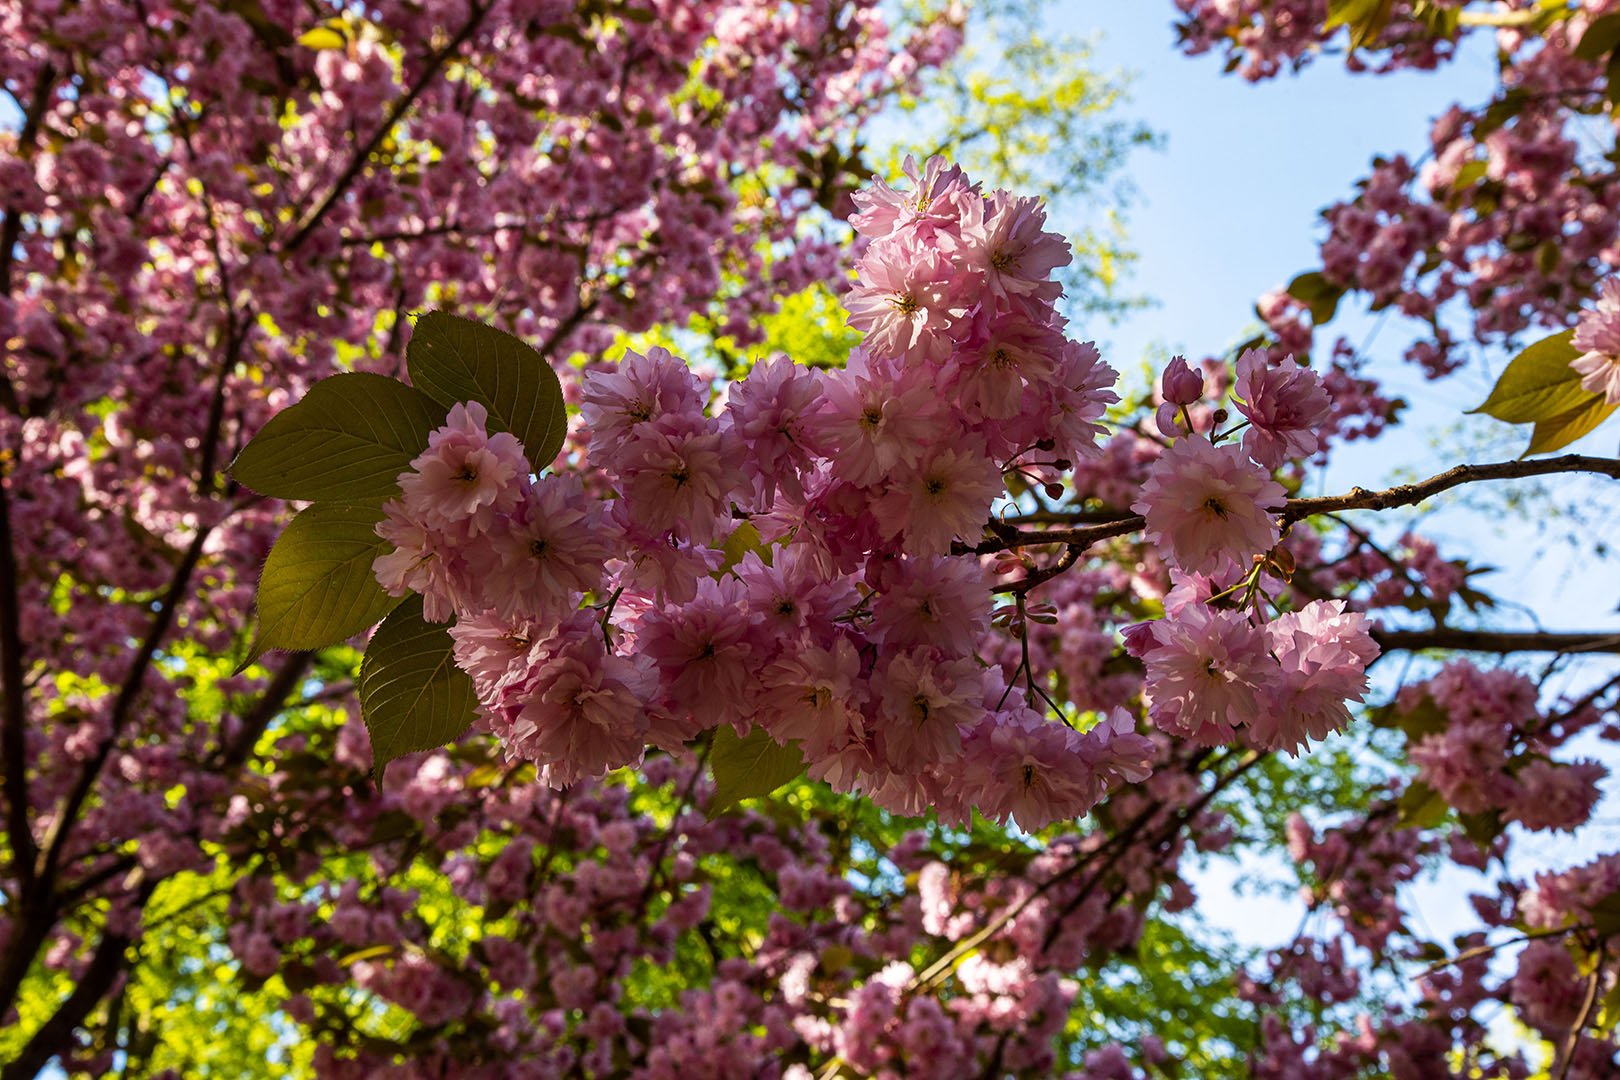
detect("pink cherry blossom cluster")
(1121, 351), (1377, 754)
(1399, 661), (1608, 833)
(373, 157), (1167, 831)
(1219, 7), (1620, 388)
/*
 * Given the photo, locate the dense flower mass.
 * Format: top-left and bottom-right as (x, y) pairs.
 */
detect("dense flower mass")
(9, 2), (1620, 1076)
(369, 160), (1392, 827)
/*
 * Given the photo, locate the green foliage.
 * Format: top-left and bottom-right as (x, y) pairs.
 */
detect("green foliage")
(406, 311), (568, 470)
(1325, 0), (1395, 49)
(885, 0), (1156, 320)
(1285, 270), (1347, 326)
(357, 596), (477, 781)
(707, 726), (806, 818)
(753, 284), (862, 371)
(245, 502), (400, 666)
(1523, 394), (1619, 457)
(229, 372), (447, 501)
(1471, 328), (1619, 455)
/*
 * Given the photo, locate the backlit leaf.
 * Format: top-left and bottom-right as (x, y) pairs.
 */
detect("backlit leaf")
(407, 311), (568, 471)
(359, 596), (477, 782)
(230, 373), (446, 501)
(1470, 330), (1589, 424)
(708, 725), (804, 818)
(245, 502), (400, 667)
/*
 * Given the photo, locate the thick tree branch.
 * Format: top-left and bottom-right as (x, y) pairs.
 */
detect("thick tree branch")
(0, 876), (154, 1080)
(974, 455), (1620, 556)
(0, 472), (37, 882)
(1375, 628), (1620, 656)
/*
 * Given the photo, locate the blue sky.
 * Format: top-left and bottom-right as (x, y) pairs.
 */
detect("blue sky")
(1073, 5), (1620, 976)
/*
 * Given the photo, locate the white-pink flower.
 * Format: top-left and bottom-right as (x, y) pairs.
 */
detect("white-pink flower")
(484, 474), (620, 621)
(955, 190), (1070, 303)
(818, 349), (947, 487)
(871, 647), (982, 769)
(1126, 604), (1272, 744)
(1132, 435), (1285, 576)
(1250, 600), (1378, 754)
(397, 401), (529, 535)
(871, 441), (1004, 557)
(1232, 350), (1333, 468)
(1571, 277), (1620, 404)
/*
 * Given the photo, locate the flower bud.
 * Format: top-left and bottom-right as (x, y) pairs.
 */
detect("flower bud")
(1161, 355), (1205, 405)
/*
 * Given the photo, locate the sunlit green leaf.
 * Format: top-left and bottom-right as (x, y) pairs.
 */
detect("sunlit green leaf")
(708, 726), (804, 818)
(245, 502), (400, 666)
(1523, 394), (1619, 457)
(230, 373), (446, 501)
(407, 311), (568, 471)
(359, 596), (476, 782)
(1470, 330), (1589, 424)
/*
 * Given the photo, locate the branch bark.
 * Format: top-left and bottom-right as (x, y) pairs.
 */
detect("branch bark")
(1374, 628), (1620, 656)
(974, 454), (1620, 555)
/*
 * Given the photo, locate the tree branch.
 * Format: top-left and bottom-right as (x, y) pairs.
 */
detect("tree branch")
(283, 3), (491, 253)
(973, 455), (1620, 555)
(1374, 628), (1620, 656)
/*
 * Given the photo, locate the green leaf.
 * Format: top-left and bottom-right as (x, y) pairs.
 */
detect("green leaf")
(1590, 887), (1620, 938)
(296, 25), (346, 50)
(1395, 781), (1448, 831)
(230, 373), (447, 501)
(1457, 809), (1503, 849)
(1325, 0), (1394, 49)
(1394, 695), (1449, 742)
(1599, 979), (1620, 1035)
(1523, 394), (1619, 457)
(1286, 271), (1346, 326)
(358, 596), (477, 782)
(718, 522), (768, 573)
(1452, 160), (1488, 190)
(406, 311), (568, 470)
(707, 725), (805, 818)
(1576, 12), (1620, 61)
(1470, 330), (1590, 424)
(244, 502), (401, 667)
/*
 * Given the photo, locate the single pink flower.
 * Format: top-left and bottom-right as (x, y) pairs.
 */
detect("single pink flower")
(398, 401), (529, 535)
(1127, 604), (1272, 744)
(871, 440), (1003, 557)
(1571, 278), (1620, 403)
(1232, 350), (1333, 468)
(1132, 435), (1285, 576)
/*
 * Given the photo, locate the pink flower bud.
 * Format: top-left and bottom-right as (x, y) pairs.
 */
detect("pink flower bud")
(1161, 355), (1206, 405)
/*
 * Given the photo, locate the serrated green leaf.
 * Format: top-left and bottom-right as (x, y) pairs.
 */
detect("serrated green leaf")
(708, 725), (804, 818)
(1576, 12), (1620, 61)
(358, 596), (477, 782)
(1470, 330), (1589, 423)
(244, 502), (401, 667)
(1523, 394), (1619, 457)
(230, 373), (447, 501)
(407, 311), (568, 471)
(1395, 780), (1448, 830)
